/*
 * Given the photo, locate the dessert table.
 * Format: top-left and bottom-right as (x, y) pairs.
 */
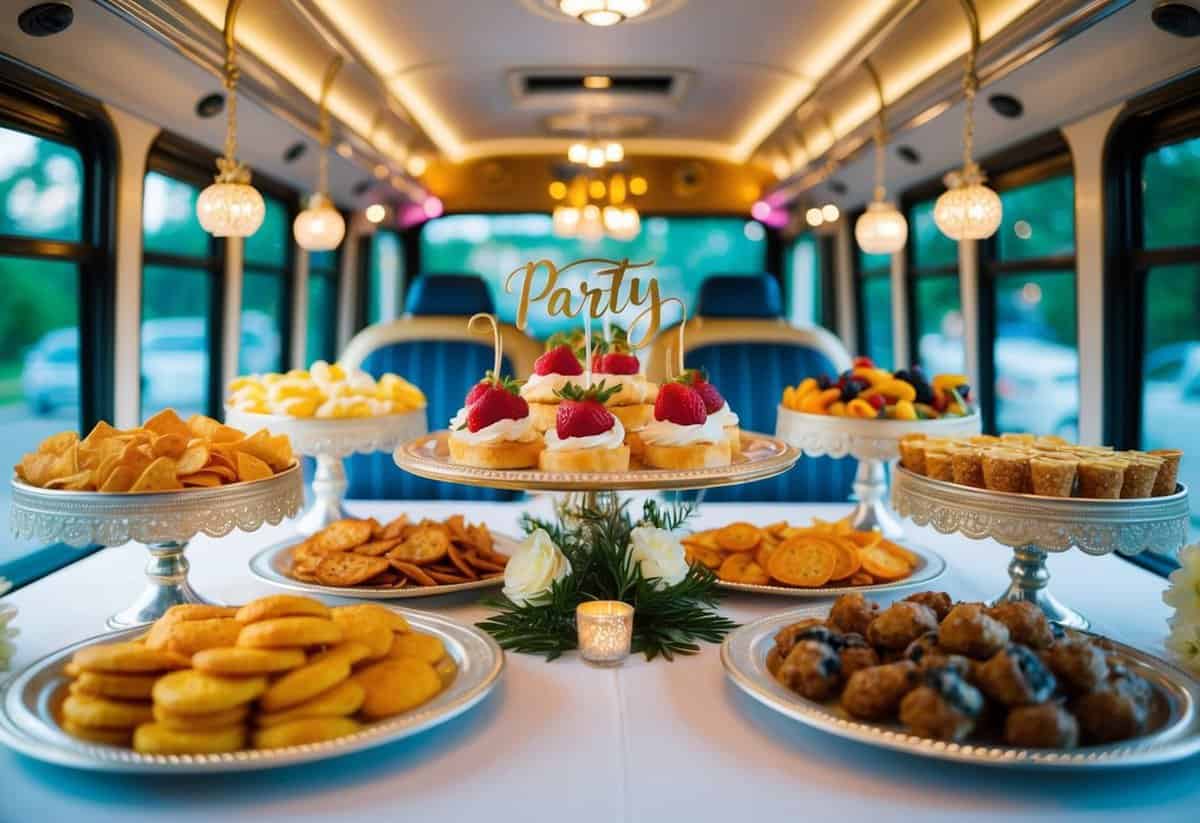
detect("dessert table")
(2, 498), (1196, 822)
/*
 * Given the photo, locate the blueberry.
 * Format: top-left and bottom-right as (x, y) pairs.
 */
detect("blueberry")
(839, 369), (855, 384)
(817, 375), (833, 390)
(913, 380), (935, 405)
(893, 369), (911, 384)
(910, 364), (925, 376)
(956, 384), (970, 400)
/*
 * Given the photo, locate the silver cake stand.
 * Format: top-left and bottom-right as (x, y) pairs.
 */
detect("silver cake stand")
(9, 464), (303, 629)
(225, 409), (426, 535)
(775, 406), (981, 538)
(892, 467), (1190, 628)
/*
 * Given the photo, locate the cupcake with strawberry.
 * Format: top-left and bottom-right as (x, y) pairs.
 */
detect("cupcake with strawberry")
(538, 381), (630, 472)
(638, 381), (732, 470)
(677, 369), (739, 453)
(520, 341), (585, 433)
(448, 372), (543, 468)
(590, 328), (659, 435)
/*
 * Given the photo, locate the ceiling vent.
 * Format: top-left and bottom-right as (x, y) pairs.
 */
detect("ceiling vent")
(524, 74), (674, 95)
(510, 68), (690, 110)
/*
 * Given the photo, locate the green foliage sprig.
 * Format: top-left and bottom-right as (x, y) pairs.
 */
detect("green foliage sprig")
(478, 498), (737, 661)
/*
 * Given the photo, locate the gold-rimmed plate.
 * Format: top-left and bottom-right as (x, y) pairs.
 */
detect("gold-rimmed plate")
(394, 430), (800, 492)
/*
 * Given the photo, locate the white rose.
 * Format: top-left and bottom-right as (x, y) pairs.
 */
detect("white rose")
(503, 529), (572, 606)
(629, 526), (689, 590)
(1164, 544), (1200, 627)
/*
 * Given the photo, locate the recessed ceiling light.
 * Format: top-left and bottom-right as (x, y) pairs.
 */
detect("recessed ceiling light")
(1151, 1), (1200, 37)
(583, 75), (612, 89)
(283, 142), (306, 163)
(896, 145), (921, 165)
(365, 204), (386, 224)
(988, 93), (1024, 119)
(18, 2), (74, 37)
(195, 93), (225, 119)
(827, 180), (848, 196)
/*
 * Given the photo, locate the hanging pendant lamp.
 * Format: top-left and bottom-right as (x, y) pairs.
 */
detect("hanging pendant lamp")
(294, 56), (346, 251)
(855, 59), (908, 255)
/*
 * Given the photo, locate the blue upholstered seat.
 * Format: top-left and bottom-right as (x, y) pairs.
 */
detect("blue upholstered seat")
(684, 274), (857, 503)
(343, 274), (521, 501)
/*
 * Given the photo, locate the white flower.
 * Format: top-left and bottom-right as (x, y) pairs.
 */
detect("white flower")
(1163, 543), (1200, 627)
(503, 529), (572, 606)
(629, 526), (689, 590)
(1165, 621), (1200, 676)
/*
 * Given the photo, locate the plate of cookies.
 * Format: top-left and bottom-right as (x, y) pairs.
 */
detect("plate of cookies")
(248, 514), (518, 598)
(686, 518), (945, 597)
(0, 595), (503, 772)
(722, 592), (1200, 768)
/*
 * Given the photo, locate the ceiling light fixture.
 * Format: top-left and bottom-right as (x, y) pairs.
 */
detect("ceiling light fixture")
(294, 55), (347, 252)
(583, 75), (613, 89)
(628, 175), (648, 196)
(805, 207), (824, 228)
(365, 204), (386, 224)
(934, 0), (1002, 241)
(406, 154), (428, 177)
(336, 141), (353, 159)
(567, 142), (589, 164)
(855, 59), (908, 256)
(559, 0), (650, 26)
(196, 0), (265, 238)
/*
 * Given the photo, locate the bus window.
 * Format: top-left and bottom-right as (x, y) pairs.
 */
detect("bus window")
(989, 174), (1078, 438)
(1140, 134), (1200, 527)
(418, 214), (766, 338)
(141, 171), (215, 419)
(908, 199), (963, 374)
(307, 249), (339, 363)
(0, 125), (84, 570)
(856, 249), (892, 367)
(365, 230), (404, 325)
(785, 233), (821, 327)
(240, 196), (289, 374)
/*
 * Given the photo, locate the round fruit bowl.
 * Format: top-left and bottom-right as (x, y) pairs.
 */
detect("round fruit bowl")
(224, 408), (426, 535)
(9, 463), (303, 629)
(775, 406), (982, 538)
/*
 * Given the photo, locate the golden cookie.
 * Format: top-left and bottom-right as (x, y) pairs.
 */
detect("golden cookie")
(71, 671), (159, 700)
(309, 641), (373, 667)
(310, 519), (374, 552)
(61, 694), (154, 729)
(152, 703), (249, 732)
(315, 552), (389, 587)
(259, 655), (351, 713)
(145, 605), (239, 649)
(256, 680), (365, 727)
(133, 722), (246, 755)
(191, 646), (307, 676)
(164, 618), (243, 656)
(71, 642), (190, 674)
(386, 631), (446, 664)
(389, 526), (450, 565)
(354, 658), (442, 719)
(253, 716), (360, 749)
(235, 594), (330, 624)
(152, 670), (267, 714)
(63, 719), (132, 746)
(236, 617), (342, 649)
(330, 605), (397, 659)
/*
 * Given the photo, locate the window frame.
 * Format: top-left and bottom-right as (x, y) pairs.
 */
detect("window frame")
(850, 220), (894, 363)
(306, 246), (343, 363)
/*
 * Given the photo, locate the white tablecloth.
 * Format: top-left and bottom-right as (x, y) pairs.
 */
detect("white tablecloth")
(2, 498), (1197, 823)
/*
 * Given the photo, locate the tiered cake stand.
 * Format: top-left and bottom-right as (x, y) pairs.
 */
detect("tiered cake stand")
(225, 409), (426, 535)
(892, 467), (1190, 628)
(775, 407), (982, 538)
(9, 464), (303, 628)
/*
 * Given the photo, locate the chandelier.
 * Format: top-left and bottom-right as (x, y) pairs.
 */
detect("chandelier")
(196, 0), (265, 238)
(558, 0), (650, 26)
(855, 59), (907, 255)
(567, 140), (624, 169)
(934, 0), (1002, 241)
(293, 56), (346, 251)
(551, 170), (643, 241)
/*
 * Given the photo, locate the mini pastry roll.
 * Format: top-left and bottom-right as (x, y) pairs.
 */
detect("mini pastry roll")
(950, 445), (985, 488)
(1148, 448), (1183, 496)
(981, 448), (1031, 493)
(999, 433), (1036, 446)
(1029, 454), (1078, 497)
(924, 449), (954, 482)
(1076, 458), (1126, 499)
(1119, 452), (1163, 499)
(968, 435), (1001, 447)
(898, 433), (928, 474)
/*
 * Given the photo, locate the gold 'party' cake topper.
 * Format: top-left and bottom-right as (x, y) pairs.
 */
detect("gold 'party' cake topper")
(504, 258), (682, 351)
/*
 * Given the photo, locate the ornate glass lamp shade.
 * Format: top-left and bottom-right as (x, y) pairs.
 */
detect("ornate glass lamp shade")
(293, 194), (346, 251)
(196, 181), (266, 238)
(934, 180), (1002, 241)
(559, 0), (650, 26)
(855, 200), (908, 255)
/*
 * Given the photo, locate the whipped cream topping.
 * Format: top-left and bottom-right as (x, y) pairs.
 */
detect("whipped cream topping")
(520, 372), (580, 396)
(639, 413), (727, 446)
(522, 372), (653, 404)
(544, 415), (626, 452)
(448, 408), (538, 444)
(707, 402), (740, 428)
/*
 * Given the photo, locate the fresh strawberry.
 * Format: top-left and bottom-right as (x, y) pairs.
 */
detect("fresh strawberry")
(554, 381), (619, 439)
(853, 356), (875, 369)
(465, 377), (528, 432)
(534, 344), (583, 376)
(597, 352), (640, 375)
(464, 371), (498, 406)
(654, 382), (707, 425)
(863, 393), (886, 412)
(677, 369), (725, 413)
(590, 352), (606, 373)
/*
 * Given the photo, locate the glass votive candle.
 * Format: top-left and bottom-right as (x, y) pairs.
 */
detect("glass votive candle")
(576, 600), (634, 666)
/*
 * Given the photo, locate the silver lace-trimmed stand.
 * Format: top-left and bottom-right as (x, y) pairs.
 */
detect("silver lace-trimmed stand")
(225, 409), (426, 535)
(9, 464), (303, 628)
(775, 406), (982, 539)
(892, 467), (1190, 629)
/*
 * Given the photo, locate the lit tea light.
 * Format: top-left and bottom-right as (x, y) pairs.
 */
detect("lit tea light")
(576, 601), (634, 666)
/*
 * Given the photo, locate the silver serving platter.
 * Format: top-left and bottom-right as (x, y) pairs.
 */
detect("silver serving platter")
(722, 606), (1200, 769)
(223, 408), (426, 459)
(248, 532), (520, 599)
(715, 542), (946, 598)
(0, 608), (504, 773)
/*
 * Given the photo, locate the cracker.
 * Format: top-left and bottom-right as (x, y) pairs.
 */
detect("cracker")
(315, 553), (389, 587)
(388, 526), (450, 565)
(310, 519), (374, 552)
